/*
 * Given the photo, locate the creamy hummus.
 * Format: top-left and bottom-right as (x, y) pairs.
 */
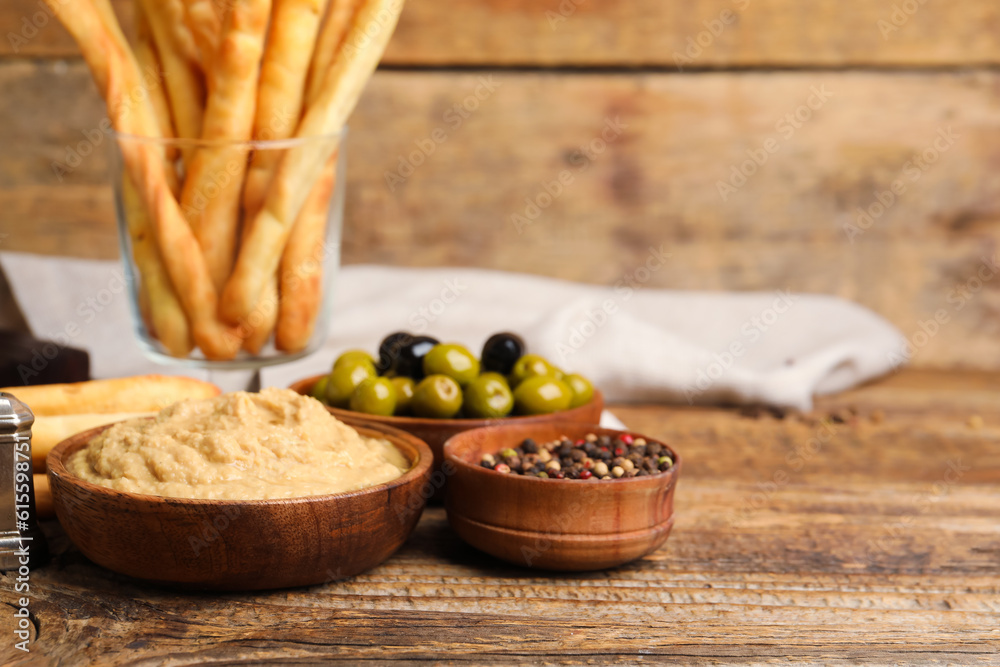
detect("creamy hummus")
(66, 388), (410, 500)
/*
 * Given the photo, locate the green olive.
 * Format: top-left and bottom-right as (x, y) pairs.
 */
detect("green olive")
(310, 375), (330, 403)
(513, 376), (573, 415)
(349, 377), (397, 416)
(509, 354), (557, 387)
(565, 373), (595, 408)
(411, 374), (463, 419)
(390, 377), (416, 415)
(463, 372), (514, 419)
(325, 361), (376, 408)
(333, 349), (376, 373)
(422, 343), (480, 386)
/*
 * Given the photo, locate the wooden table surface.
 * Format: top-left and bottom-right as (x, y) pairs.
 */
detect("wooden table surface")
(2, 370), (998, 665)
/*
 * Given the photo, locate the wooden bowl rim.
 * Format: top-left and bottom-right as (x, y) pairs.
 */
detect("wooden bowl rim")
(47, 419), (434, 507)
(442, 422), (682, 489)
(289, 373), (604, 428)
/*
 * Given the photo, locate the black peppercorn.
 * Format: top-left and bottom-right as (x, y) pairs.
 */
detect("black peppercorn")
(482, 433), (674, 481)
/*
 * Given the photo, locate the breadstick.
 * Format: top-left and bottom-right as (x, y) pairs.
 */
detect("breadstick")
(241, 276), (279, 353)
(34, 475), (53, 520)
(122, 175), (194, 357)
(139, 151), (243, 359)
(31, 412), (155, 472)
(243, 0), (328, 220)
(179, 0), (222, 70)
(220, 0), (404, 323)
(89, 0), (180, 194)
(305, 0), (362, 104)
(2, 375), (220, 417)
(133, 3), (179, 166)
(92, 0), (233, 358)
(138, 0), (204, 140)
(48, 0), (240, 359)
(275, 154), (337, 352)
(180, 0), (272, 293)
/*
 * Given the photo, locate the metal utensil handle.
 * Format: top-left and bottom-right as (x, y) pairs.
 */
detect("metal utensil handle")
(0, 392), (49, 570)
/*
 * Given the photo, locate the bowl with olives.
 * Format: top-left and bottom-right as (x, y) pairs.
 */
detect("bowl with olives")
(288, 332), (604, 477)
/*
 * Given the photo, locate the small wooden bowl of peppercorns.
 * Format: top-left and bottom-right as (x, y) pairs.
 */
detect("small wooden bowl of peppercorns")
(442, 422), (681, 571)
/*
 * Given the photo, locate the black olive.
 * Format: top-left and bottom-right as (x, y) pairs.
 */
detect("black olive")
(394, 335), (440, 379)
(376, 331), (414, 375)
(481, 332), (526, 375)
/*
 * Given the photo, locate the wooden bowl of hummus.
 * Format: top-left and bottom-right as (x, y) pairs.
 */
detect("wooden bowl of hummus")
(46, 389), (434, 590)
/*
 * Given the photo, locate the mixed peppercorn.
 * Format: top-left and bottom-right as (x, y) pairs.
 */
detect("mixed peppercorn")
(480, 433), (674, 480)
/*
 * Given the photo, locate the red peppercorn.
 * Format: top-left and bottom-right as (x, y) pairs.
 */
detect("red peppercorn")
(494, 463), (511, 473)
(579, 470), (593, 480)
(620, 434), (634, 445)
(614, 447), (625, 456)
(575, 439), (586, 446)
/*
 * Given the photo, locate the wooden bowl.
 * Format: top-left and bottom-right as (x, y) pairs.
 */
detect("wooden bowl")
(442, 422), (681, 571)
(46, 416), (434, 591)
(289, 374), (604, 475)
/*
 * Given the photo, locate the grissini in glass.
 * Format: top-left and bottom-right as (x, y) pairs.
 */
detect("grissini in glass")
(112, 132), (346, 369)
(44, 0), (405, 367)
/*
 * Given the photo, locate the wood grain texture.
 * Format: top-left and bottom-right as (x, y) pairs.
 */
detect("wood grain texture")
(3, 63), (1000, 370)
(0, 370), (998, 664)
(4, 0), (1000, 66)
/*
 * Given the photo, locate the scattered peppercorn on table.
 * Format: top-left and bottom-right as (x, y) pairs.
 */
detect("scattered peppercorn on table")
(2, 369), (998, 664)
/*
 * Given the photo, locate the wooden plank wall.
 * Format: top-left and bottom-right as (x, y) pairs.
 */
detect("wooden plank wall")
(1, 0), (999, 369)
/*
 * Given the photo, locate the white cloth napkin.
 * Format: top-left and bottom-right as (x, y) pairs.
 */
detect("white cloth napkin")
(0, 252), (905, 411)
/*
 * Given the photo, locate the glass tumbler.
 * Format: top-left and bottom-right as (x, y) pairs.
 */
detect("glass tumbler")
(111, 131), (346, 387)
